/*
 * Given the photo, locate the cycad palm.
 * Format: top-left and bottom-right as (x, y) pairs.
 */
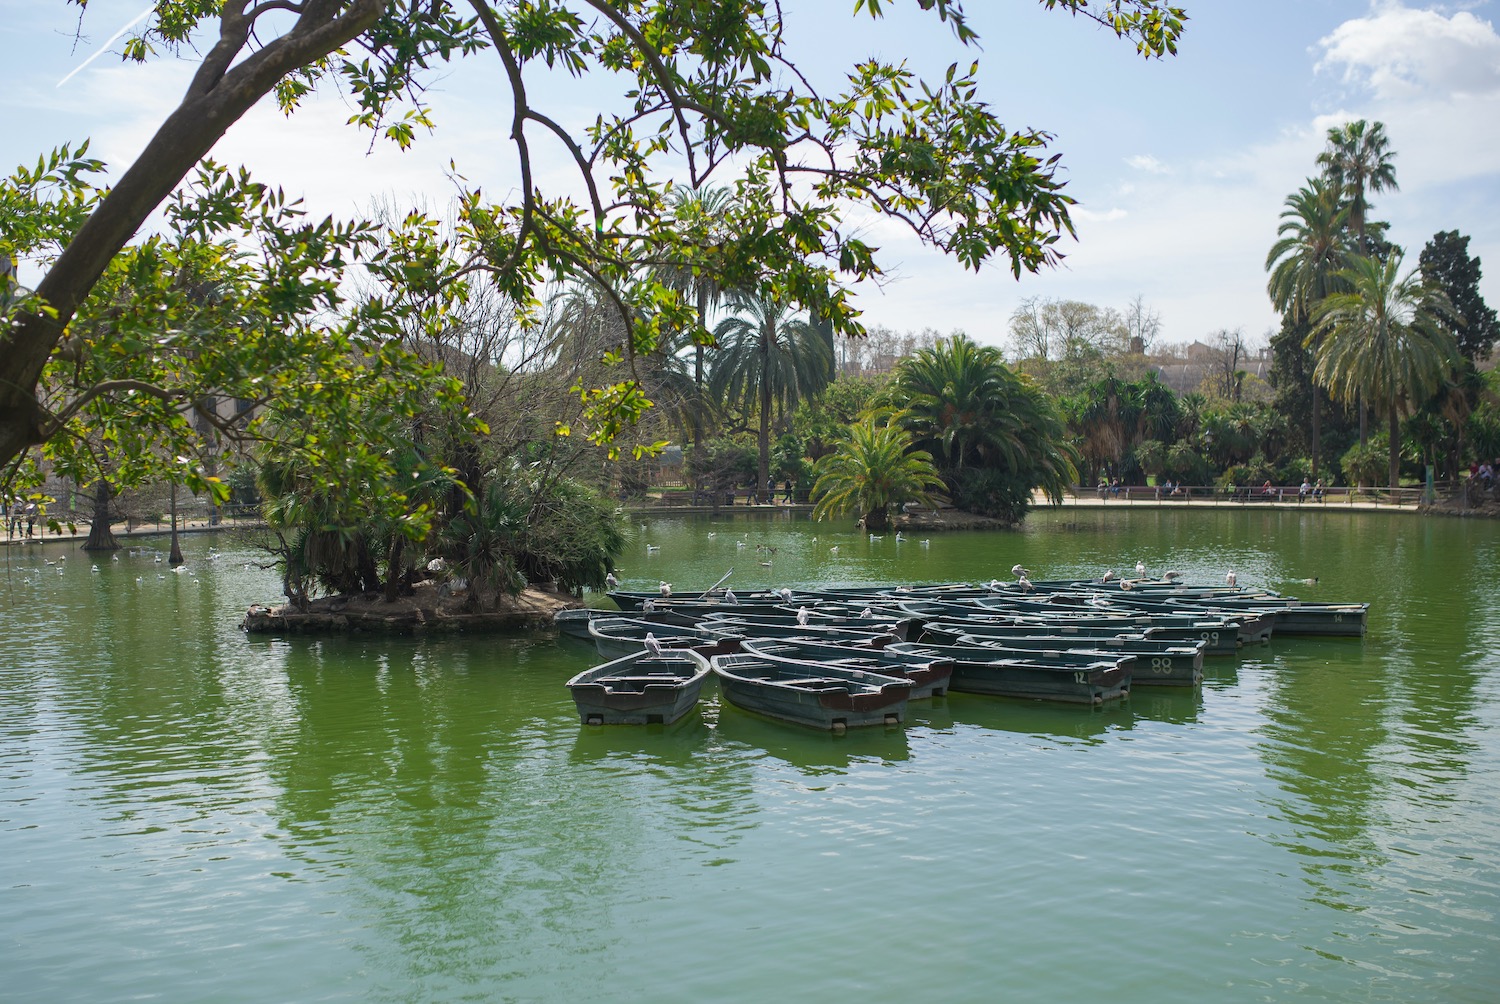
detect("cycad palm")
(711, 292), (833, 495)
(811, 415), (946, 532)
(1265, 177), (1351, 476)
(1311, 252), (1458, 488)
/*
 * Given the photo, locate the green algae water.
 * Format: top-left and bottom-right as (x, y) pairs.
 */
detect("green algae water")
(3, 509), (1499, 1002)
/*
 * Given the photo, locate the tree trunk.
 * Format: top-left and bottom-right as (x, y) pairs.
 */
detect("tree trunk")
(168, 483), (185, 566)
(1388, 409), (1401, 489)
(863, 506), (890, 532)
(82, 480), (119, 552)
(1310, 385), (1322, 478)
(757, 327), (771, 501)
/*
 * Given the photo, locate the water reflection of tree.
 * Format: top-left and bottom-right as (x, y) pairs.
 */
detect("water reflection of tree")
(1251, 527), (1488, 920)
(260, 638), (766, 996)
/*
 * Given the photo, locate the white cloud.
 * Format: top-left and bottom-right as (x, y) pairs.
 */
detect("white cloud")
(1316, 2), (1500, 99)
(1125, 154), (1172, 174)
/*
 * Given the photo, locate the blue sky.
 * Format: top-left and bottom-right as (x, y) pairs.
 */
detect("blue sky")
(2, 1), (1497, 352)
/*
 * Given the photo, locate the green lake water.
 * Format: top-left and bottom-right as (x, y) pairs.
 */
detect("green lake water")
(3, 508), (1498, 1002)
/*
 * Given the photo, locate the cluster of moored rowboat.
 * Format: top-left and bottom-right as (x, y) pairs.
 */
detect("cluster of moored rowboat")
(554, 575), (1369, 732)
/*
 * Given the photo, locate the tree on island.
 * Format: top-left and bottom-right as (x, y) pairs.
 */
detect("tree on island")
(810, 414), (946, 533)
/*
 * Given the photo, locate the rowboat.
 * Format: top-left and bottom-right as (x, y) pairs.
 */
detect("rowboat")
(738, 636), (954, 699)
(710, 653), (911, 730)
(952, 632), (1204, 686)
(697, 618), (897, 648)
(553, 606), (699, 640)
(885, 641), (1131, 704)
(919, 612), (1241, 656)
(566, 648), (713, 725)
(587, 616), (740, 660)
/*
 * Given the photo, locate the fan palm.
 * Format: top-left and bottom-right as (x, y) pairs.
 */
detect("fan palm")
(811, 415), (946, 532)
(1317, 119), (1398, 244)
(653, 185), (736, 449)
(710, 292), (834, 496)
(1311, 252), (1458, 488)
(1266, 177), (1351, 476)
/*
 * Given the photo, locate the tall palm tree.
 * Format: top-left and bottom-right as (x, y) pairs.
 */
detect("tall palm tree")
(1310, 252), (1458, 488)
(1317, 119), (1398, 246)
(1318, 119), (1400, 448)
(810, 415), (946, 532)
(710, 292), (834, 496)
(1265, 177), (1352, 476)
(653, 186), (735, 450)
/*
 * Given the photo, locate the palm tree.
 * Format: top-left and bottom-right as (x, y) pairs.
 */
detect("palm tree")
(1317, 119), (1398, 246)
(882, 334), (1007, 475)
(710, 292), (834, 497)
(653, 186), (735, 450)
(1265, 178), (1351, 476)
(810, 415), (946, 532)
(1310, 252), (1458, 488)
(885, 334), (1075, 490)
(1318, 119), (1400, 447)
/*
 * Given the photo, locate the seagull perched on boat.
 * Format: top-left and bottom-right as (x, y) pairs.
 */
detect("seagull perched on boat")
(1135, 560), (1146, 577)
(643, 633), (663, 656)
(987, 579), (1003, 591)
(658, 581), (672, 596)
(1017, 576), (1035, 592)
(1101, 569), (1116, 583)
(796, 607), (810, 626)
(777, 587), (794, 603)
(642, 598), (657, 611)
(860, 607), (874, 618)
(1011, 564), (1030, 579)
(724, 589), (738, 604)
(1162, 570), (1182, 582)
(1225, 570), (1237, 586)
(605, 572), (619, 588)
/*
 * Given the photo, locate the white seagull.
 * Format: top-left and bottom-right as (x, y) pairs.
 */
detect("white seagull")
(658, 581), (672, 596)
(1225, 570), (1237, 586)
(1011, 564), (1030, 579)
(1162, 570), (1182, 582)
(796, 607), (810, 626)
(1135, 560), (1146, 577)
(643, 632), (663, 656)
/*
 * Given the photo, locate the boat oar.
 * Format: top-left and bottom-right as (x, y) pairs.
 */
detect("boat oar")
(699, 567), (734, 599)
